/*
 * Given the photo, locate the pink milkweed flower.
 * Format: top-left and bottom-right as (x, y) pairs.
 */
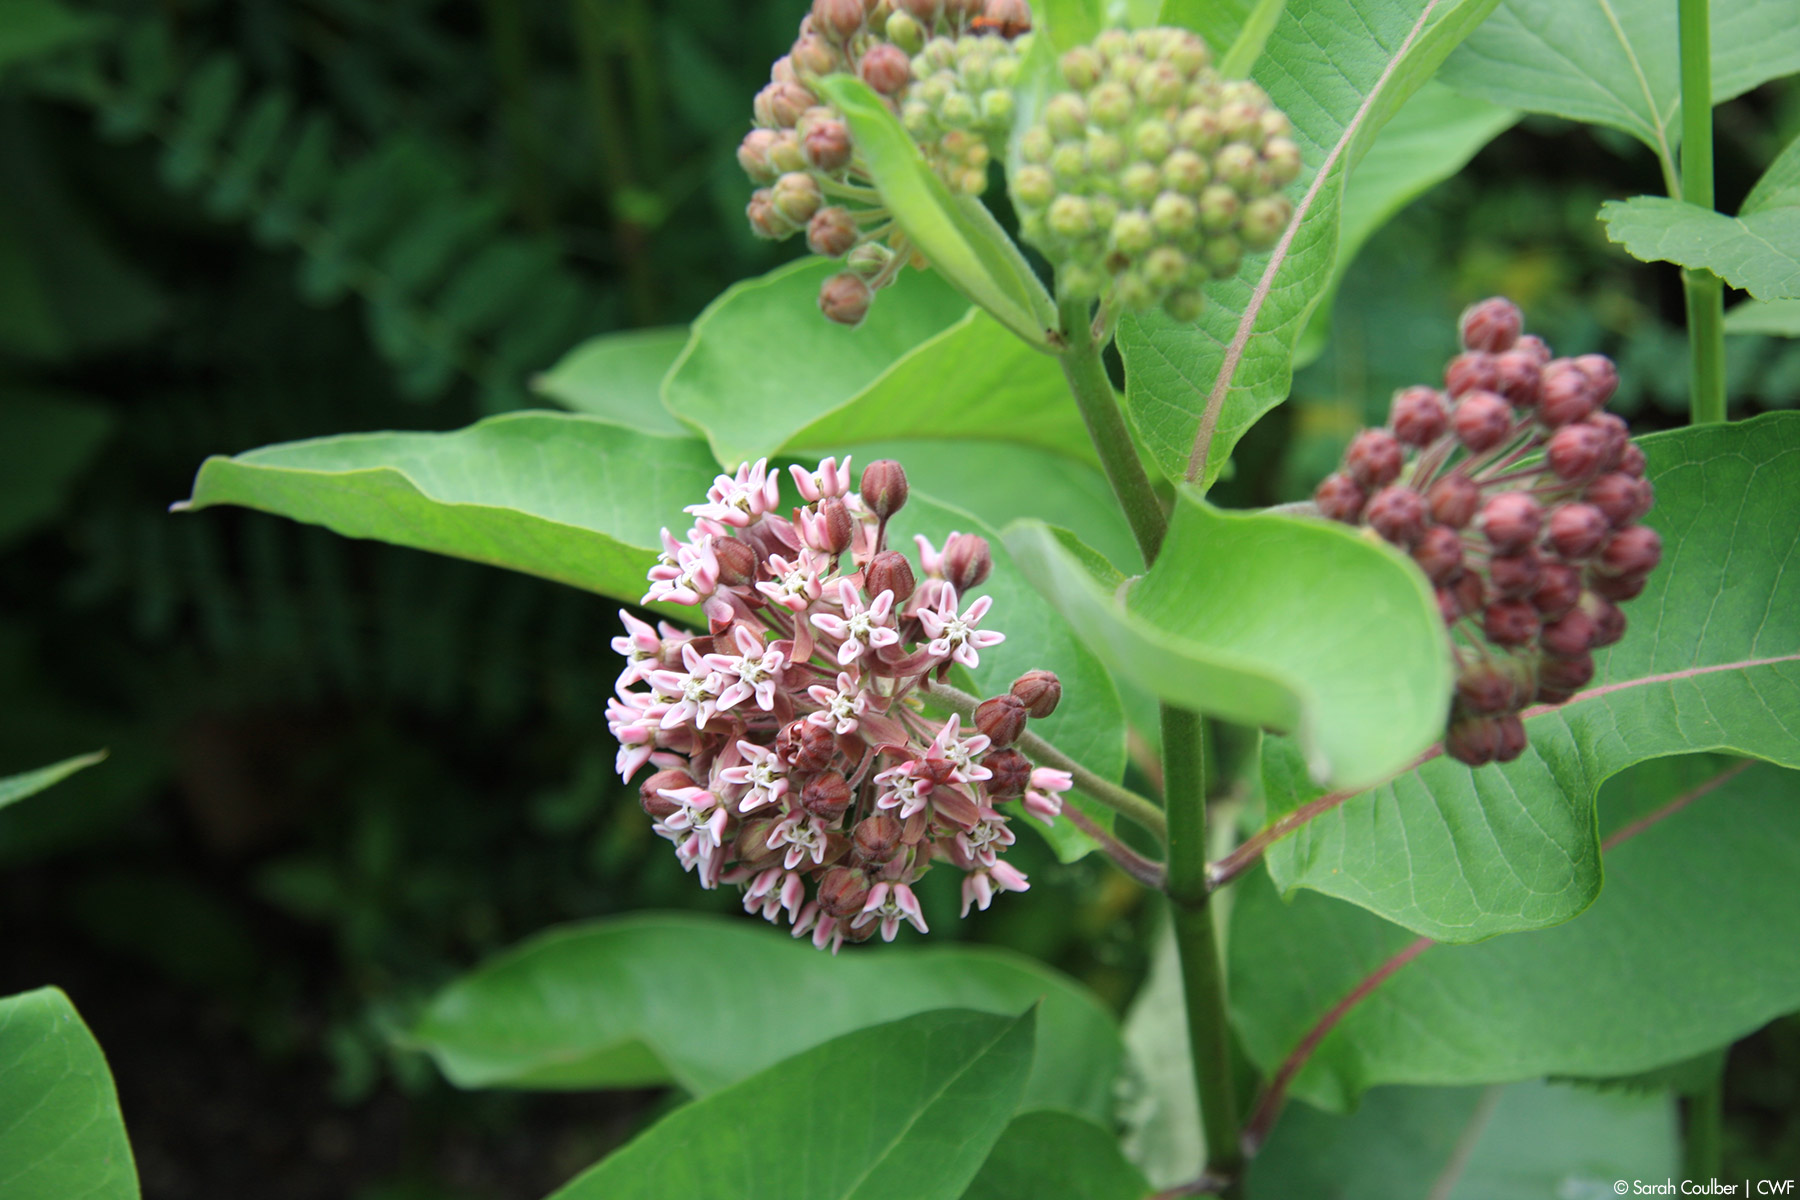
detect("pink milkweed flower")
(648, 643), (726, 731)
(744, 866), (808, 924)
(917, 587), (1005, 670)
(606, 689), (665, 780)
(768, 811), (831, 870)
(913, 532), (953, 578)
(792, 903), (845, 954)
(809, 579), (900, 666)
(955, 806), (1016, 867)
(610, 609), (665, 687)
(756, 549), (827, 612)
(926, 712), (993, 783)
(1022, 766), (1074, 824)
(790, 456), (854, 503)
(716, 739), (790, 813)
(806, 671), (868, 735)
(707, 625), (787, 712)
(859, 881), (928, 941)
(872, 761), (934, 819)
(960, 861), (1029, 916)
(686, 458), (781, 528)
(644, 528), (720, 606)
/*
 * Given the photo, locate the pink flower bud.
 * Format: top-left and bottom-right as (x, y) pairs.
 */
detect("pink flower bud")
(1581, 593), (1627, 647)
(713, 536), (759, 586)
(1010, 669), (1061, 718)
(1365, 485), (1427, 547)
(1452, 390), (1513, 452)
(1458, 297), (1522, 353)
(860, 459), (909, 518)
(1547, 502), (1608, 559)
(975, 694), (1028, 747)
(804, 121), (853, 173)
(1456, 662), (1514, 715)
(1389, 386), (1448, 447)
(1585, 473), (1652, 526)
(818, 272), (873, 326)
(1427, 474), (1481, 529)
(738, 129), (781, 182)
(1494, 713), (1527, 763)
(1515, 334), (1552, 365)
(1574, 353), (1618, 404)
(860, 43), (912, 95)
(779, 719), (838, 772)
(1491, 349), (1542, 408)
(942, 532), (993, 593)
(1450, 569), (1486, 620)
(1546, 422), (1607, 482)
(1314, 472), (1366, 523)
(1537, 360), (1598, 427)
(1541, 609), (1596, 658)
(1483, 597), (1540, 647)
(864, 550), (916, 604)
(1344, 428), (1403, 488)
(982, 748), (1031, 797)
(1479, 492), (1542, 554)
(1412, 525), (1464, 583)
(1489, 549), (1542, 598)
(640, 769), (694, 819)
(1596, 525), (1661, 578)
(1531, 562), (1582, 620)
(746, 189), (789, 240)
(801, 770), (852, 821)
(1538, 651), (1595, 702)
(1618, 442), (1647, 478)
(896, 0), (941, 20)
(812, 0), (866, 38)
(755, 80), (816, 129)
(1445, 352), (1501, 398)
(818, 865), (872, 918)
(853, 812), (901, 862)
(1446, 715), (1501, 766)
(1591, 570), (1647, 601)
(792, 34), (838, 76)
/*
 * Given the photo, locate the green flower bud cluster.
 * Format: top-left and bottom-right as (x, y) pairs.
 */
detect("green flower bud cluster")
(901, 30), (1033, 197)
(739, 0), (1035, 327)
(1010, 26), (1301, 322)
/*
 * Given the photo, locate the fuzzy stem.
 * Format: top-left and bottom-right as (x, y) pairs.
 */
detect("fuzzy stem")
(1059, 297), (1168, 564)
(916, 682), (1167, 839)
(1164, 703), (1243, 1192)
(1679, 0), (1728, 425)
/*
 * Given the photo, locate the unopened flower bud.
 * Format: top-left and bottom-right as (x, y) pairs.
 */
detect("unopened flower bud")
(1618, 442), (1647, 478)
(1044, 93), (1088, 140)
(1445, 352), (1501, 398)
(1490, 349), (1542, 408)
(1596, 525), (1661, 578)
(780, 719), (838, 772)
(1483, 597), (1540, 647)
(942, 532), (993, 592)
(801, 770), (852, 821)
(861, 42), (912, 94)
(1548, 503), (1608, 559)
(640, 769), (695, 819)
(1458, 297), (1522, 353)
(1090, 81), (1134, 126)
(1446, 715), (1501, 766)
(1314, 472), (1367, 523)
(886, 11), (925, 52)
(895, 0), (941, 20)
(1541, 609), (1596, 658)
(772, 172), (824, 224)
(1480, 492), (1542, 554)
(864, 550), (916, 605)
(1574, 354), (1618, 404)
(860, 459), (909, 518)
(818, 271), (873, 326)
(1537, 360), (1598, 427)
(1424, 474), (1478, 529)
(1060, 45), (1101, 90)
(1537, 651), (1595, 703)
(792, 35), (837, 76)
(1451, 569), (1486, 619)
(738, 129), (781, 181)
(1013, 164), (1055, 208)
(812, 0), (866, 38)
(804, 121), (853, 173)
(1412, 525), (1463, 583)
(734, 818), (781, 865)
(982, 747), (1032, 796)
(1494, 713), (1527, 763)
(1389, 386), (1448, 447)
(1531, 561), (1583, 620)
(713, 536), (759, 586)
(1546, 422), (1608, 482)
(813, 496), (855, 555)
(1455, 661), (1515, 715)
(1047, 194), (1095, 239)
(1586, 473), (1652, 526)
(770, 130), (808, 173)
(1489, 549), (1542, 598)
(818, 865), (872, 918)
(1345, 428), (1404, 489)
(1010, 670), (1061, 718)
(975, 694), (1028, 747)
(807, 206), (860, 257)
(1453, 390), (1513, 452)
(756, 80), (816, 129)
(747, 189), (789, 240)
(852, 812), (901, 862)
(1239, 194), (1293, 250)
(1365, 485), (1427, 547)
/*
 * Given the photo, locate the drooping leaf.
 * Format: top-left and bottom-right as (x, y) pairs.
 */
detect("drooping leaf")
(408, 914), (1121, 1120)
(177, 413), (720, 613)
(1743, 129), (1800, 216)
(1233, 757), (1800, 1110)
(1007, 490), (1451, 791)
(1724, 297), (1800, 337)
(547, 1008), (1035, 1200)
(1121, 0), (1501, 489)
(815, 76), (1058, 352)
(960, 1110), (1151, 1200)
(0, 987), (139, 1199)
(1247, 1078), (1676, 1197)
(1258, 413), (1800, 942)
(534, 327), (692, 435)
(0, 751), (107, 814)
(1440, 0), (1800, 161)
(0, 389), (113, 550)
(1600, 195), (1800, 301)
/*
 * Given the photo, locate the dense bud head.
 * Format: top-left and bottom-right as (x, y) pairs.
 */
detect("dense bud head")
(1548, 502), (1609, 559)
(982, 748), (1032, 796)
(852, 811), (902, 861)
(1490, 349), (1543, 409)
(1537, 360), (1599, 427)
(812, 0), (866, 38)
(1546, 422), (1607, 482)
(1541, 609), (1596, 658)
(861, 42), (913, 94)
(1586, 473), (1652, 527)
(818, 271), (873, 326)
(942, 531), (993, 592)
(713, 535), (759, 586)
(1412, 524), (1464, 583)
(1494, 714), (1528, 763)
(1314, 471), (1367, 523)
(1531, 561), (1583, 620)
(1456, 661), (1515, 715)
(1597, 525), (1662, 578)
(1479, 491), (1542, 554)
(801, 770), (852, 821)
(1483, 597), (1540, 647)
(803, 120), (854, 172)
(865, 549), (916, 604)
(1365, 485), (1427, 547)
(1452, 390), (1513, 452)
(1538, 651), (1595, 699)
(738, 128), (781, 181)
(1345, 428), (1404, 489)
(780, 719), (838, 773)
(1010, 669), (1061, 718)
(975, 694), (1028, 747)
(1427, 473), (1481, 529)
(860, 459), (910, 518)
(772, 172), (825, 224)
(1389, 386), (1449, 447)
(1488, 549), (1542, 598)
(807, 205), (860, 257)
(1458, 297), (1522, 353)
(1446, 716), (1501, 766)
(640, 769), (695, 819)
(1445, 352), (1501, 399)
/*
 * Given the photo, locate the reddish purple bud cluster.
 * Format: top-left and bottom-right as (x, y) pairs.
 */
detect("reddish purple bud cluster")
(1313, 298), (1660, 767)
(608, 455), (1073, 950)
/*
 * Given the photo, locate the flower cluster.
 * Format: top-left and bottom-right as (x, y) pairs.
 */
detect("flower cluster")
(739, 0), (1034, 327)
(1011, 26), (1300, 320)
(608, 455), (1073, 951)
(1314, 298), (1660, 766)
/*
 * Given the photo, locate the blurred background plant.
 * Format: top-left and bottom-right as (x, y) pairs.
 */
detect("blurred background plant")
(0, 1), (1795, 1196)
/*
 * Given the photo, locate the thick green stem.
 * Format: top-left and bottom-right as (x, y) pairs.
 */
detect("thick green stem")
(1679, 0), (1727, 425)
(1685, 1071), (1724, 1183)
(1058, 298), (1167, 564)
(1163, 704), (1244, 1192)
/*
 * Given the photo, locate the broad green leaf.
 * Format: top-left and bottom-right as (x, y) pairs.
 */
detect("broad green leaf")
(1248, 1079), (1676, 1197)
(1120, 0), (1501, 489)
(0, 0), (105, 72)
(1296, 84), (1520, 365)
(548, 1008), (1035, 1200)
(1600, 195), (1800, 301)
(409, 914), (1121, 1120)
(1118, 911), (1202, 1188)
(1744, 131), (1800, 216)
(1041, 0), (1104, 51)
(961, 1110), (1151, 1200)
(899, 493), (1130, 862)
(533, 326), (691, 435)
(178, 413), (720, 613)
(1724, 297), (1800, 337)
(1233, 758), (1800, 1110)
(1219, 0), (1290, 77)
(815, 76), (1057, 352)
(0, 389), (114, 549)
(1156, 0), (1247, 52)
(0, 987), (139, 1199)
(1440, 0), (1800, 161)
(0, 751), (106, 814)
(1007, 491), (1452, 791)
(1260, 413), (1800, 942)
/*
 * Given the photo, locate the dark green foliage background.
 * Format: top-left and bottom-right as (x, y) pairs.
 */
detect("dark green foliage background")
(0, 1), (1796, 1196)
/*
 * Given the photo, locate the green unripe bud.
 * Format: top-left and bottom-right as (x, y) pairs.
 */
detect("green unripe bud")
(1133, 119), (1174, 162)
(1167, 33), (1210, 76)
(915, 73), (953, 108)
(1110, 53), (1145, 83)
(1198, 183), (1239, 232)
(960, 56), (992, 93)
(769, 130), (807, 173)
(1264, 137), (1302, 186)
(1143, 244), (1188, 289)
(1135, 62), (1185, 107)
(1050, 141), (1087, 184)
(1162, 148), (1209, 193)
(1200, 233), (1242, 277)
(792, 36), (838, 78)
(1149, 190), (1198, 238)
(979, 89), (1014, 129)
(1046, 194), (1095, 239)
(1011, 164), (1054, 209)
(847, 241), (894, 279)
(903, 100), (935, 138)
(1217, 100), (1263, 141)
(955, 165), (988, 194)
(1060, 45), (1102, 90)
(922, 37), (958, 72)
(1059, 262), (1106, 300)
(1163, 288), (1205, 322)
(1109, 210), (1155, 256)
(1113, 267), (1155, 310)
(1259, 109), (1293, 141)
(1219, 80), (1261, 106)
(939, 89), (977, 127)
(1213, 142), (1259, 190)
(738, 129), (780, 182)
(1239, 194), (1293, 250)
(1174, 106), (1223, 152)
(771, 171), (824, 223)
(1087, 192), (1120, 231)
(1089, 81), (1134, 127)
(1093, 29), (1132, 63)
(746, 188), (788, 239)
(1121, 161), (1161, 205)
(1019, 125), (1054, 163)
(1085, 131), (1126, 174)
(1045, 93), (1088, 140)
(1019, 210), (1047, 243)
(887, 11), (925, 53)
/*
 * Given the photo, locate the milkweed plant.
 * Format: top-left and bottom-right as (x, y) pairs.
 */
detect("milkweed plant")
(167, 0), (1800, 1195)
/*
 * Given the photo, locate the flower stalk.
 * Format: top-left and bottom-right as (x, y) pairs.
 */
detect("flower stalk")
(1058, 296), (1168, 564)
(1678, 0), (1727, 426)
